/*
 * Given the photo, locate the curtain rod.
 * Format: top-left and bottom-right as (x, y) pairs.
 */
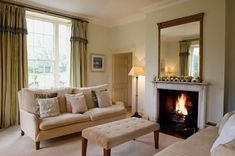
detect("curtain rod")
(1, 0), (89, 23)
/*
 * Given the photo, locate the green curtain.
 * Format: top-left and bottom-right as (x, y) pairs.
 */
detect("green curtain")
(179, 41), (190, 76)
(0, 4), (28, 128)
(70, 19), (88, 87)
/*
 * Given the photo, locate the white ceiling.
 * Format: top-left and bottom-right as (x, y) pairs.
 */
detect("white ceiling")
(14, 0), (188, 27)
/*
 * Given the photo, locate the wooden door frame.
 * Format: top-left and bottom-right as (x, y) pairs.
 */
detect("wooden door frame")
(111, 49), (134, 107)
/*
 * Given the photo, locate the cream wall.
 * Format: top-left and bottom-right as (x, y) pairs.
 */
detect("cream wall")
(226, 0), (235, 111)
(144, 0), (225, 123)
(87, 23), (111, 86)
(87, 0), (228, 123)
(108, 20), (146, 112)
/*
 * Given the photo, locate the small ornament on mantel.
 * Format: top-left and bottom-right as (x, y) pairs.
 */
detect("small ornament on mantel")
(157, 76), (201, 83)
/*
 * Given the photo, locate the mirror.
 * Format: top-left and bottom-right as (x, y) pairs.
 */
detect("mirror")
(157, 13), (204, 81)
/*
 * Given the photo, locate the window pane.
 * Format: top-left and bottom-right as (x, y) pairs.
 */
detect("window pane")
(58, 24), (70, 87)
(192, 47), (199, 77)
(28, 60), (55, 88)
(26, 12), (71, 89)
(44, 22), (53, 35)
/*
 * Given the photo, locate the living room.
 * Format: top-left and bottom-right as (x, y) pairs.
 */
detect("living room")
(0, 0), (235, 156)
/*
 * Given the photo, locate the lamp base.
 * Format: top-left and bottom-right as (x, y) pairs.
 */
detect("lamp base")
(131, 112), (142, 118)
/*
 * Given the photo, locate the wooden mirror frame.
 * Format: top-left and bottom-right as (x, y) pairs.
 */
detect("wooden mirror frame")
(157, 13), (204, 81)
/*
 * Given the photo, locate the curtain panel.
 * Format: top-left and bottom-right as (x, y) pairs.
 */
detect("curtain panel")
(179, 41), (190, 76)
(0, 3), (28, 128)
(70, 20), (88, 87)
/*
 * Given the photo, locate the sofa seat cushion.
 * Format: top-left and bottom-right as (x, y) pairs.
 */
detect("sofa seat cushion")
(154, 126), (218, 156)
(83, 103), (126, 121)
(39, 113), (90, 130)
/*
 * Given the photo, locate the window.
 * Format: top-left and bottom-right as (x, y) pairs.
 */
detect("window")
(189, 44), (199, 77)
(26, 11), (71, 89)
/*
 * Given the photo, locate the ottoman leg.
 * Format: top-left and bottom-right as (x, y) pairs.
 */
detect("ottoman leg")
(154, 130), (159, 149)
(21, 130), (25, 136)
(35, 141), (40, 150)
(82, 137), (88, 156)
(104, 149), (111, 156)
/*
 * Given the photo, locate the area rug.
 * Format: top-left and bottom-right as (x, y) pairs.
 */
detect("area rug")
(0, 126), (182, 156)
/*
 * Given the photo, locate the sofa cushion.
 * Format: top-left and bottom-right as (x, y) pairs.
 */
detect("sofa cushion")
(50, 88), (73, 113)
(154, 126), (218, 156)
(70, 94), (88, 113)
(39, 113), (90, 130)
(20, 88), (73, 115)
(211, 139), (235, 156)
(65, 93), (88, 113)
(211, 113), (235, 152)
(217, 111), (235, 134)
(83, 103), (126, 121)
(34, 92), (58, 115)
(96, 90), (112, 108)
(72, 84), (109, 110)
(20, 89), (56, 115)
(38, 97), (60, 118)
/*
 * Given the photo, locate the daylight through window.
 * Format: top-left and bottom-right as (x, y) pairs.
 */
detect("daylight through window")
(26, 11), (71, 89)
(189, 44), (199, 77)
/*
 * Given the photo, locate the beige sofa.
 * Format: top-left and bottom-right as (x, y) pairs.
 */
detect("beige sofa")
(18, 84), (126, 150)
(154, 126), (235, 156)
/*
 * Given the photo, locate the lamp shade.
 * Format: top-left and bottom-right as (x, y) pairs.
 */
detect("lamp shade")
(128, 66), (145, 76)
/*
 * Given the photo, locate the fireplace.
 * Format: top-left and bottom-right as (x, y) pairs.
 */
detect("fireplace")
(152, 81), (208, 138)
(159, 89), (198, 138)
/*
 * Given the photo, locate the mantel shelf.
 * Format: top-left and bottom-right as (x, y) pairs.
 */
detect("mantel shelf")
(152, 81), (208, 86)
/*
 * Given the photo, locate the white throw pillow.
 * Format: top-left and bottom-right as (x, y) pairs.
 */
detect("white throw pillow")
(66, 93), (88, 113)
(217, 111), (235, 134)
(96, 90), (112, 108)
(211, 113), (235, 152)
(38, 97), (60, 118)
(65, 93), (82, 113)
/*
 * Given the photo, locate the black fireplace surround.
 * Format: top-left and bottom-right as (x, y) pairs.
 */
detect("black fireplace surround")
(159, 89), (199, 138)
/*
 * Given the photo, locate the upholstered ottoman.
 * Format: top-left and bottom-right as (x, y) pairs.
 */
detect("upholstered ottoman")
(81, 117), (160, 156)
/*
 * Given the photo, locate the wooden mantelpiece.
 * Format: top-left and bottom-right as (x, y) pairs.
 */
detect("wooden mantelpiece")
(153, 81), (208, 129)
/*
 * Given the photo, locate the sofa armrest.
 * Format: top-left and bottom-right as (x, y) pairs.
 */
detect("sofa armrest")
(20, 109), (39, 141)
(211, 139), (235, 156)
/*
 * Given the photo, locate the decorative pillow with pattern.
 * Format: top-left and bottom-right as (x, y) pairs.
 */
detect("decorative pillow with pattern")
(38, 97), (60, 118)
(65, 93), (88, 113)
(95, 90), (112, 108)
(34, 93), (58, 115)
(91, 89), (107, 107)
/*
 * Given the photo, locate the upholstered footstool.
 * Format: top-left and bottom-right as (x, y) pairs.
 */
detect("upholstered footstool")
(81, 117), (160, 156)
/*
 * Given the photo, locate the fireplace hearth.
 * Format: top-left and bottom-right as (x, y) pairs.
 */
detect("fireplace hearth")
(159, 89), (198, 138)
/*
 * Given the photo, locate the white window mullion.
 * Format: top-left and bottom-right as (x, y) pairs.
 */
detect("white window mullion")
(54, 23), (59, 87)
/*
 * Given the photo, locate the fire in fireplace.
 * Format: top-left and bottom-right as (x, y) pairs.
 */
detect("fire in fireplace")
(159, 89), (198, 138)
(175, 93), (188, 115)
